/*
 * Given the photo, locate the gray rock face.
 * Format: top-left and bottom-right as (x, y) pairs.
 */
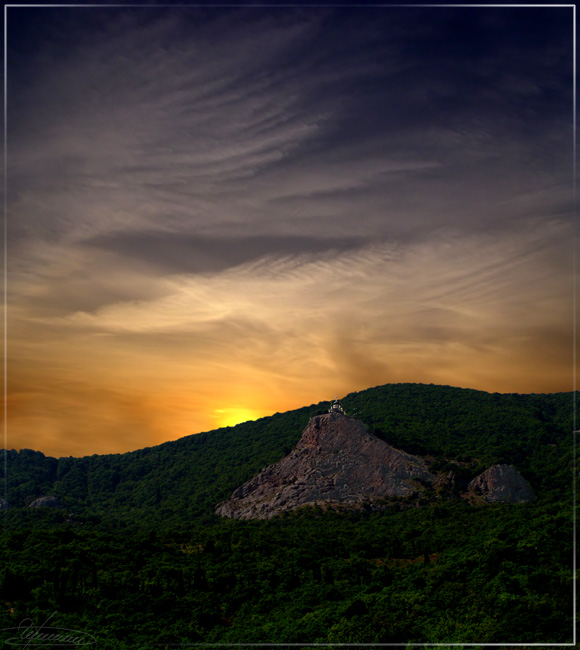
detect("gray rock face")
(29, 495), (61, 508)
(468, 464), (536, 503)
(216, 413), (434, 520)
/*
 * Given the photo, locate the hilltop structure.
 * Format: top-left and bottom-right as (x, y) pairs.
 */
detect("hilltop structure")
(328, 396), (346, 415)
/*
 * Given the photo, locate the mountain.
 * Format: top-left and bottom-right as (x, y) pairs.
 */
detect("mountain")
(0, 383), (574, 647)
(216, 412), (435, 519)
(216, 411), (539, 519)
(0, 383), (574, 526)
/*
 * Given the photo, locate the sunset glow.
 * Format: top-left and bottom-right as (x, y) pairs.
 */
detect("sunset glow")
(214, 409), (271, 430)
(5, 5), (574, 458)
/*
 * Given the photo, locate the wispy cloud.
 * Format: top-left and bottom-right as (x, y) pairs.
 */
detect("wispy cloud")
(8, 216), (572, 455)
(6, 5), (574, 455)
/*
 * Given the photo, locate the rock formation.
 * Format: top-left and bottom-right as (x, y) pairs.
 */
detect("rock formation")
(216, 413), (434, 520)
(29, 495), (61, 508)
(468, 464), (536, 503)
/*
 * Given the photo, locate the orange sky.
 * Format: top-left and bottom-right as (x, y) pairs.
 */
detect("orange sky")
(5, 226), (574, 458)
(5, 6), (575, 458)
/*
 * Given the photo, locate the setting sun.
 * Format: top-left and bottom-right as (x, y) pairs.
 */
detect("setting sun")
(214, 408), (268, 429)
(5, 5), (573, 459)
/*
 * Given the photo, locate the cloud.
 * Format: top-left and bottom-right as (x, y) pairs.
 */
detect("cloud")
(6, 6), (574, 455)
(8, 216), (572, 455)
(10, 7), (572, 254)
(27, 218), (572, 363)
(83, 232), (369, 275)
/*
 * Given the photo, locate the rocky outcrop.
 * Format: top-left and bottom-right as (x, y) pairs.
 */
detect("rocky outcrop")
(432, 470), (458, 494)
(216, 413), (434, 520)
(29, 495), (61, 508)
(468, 464), (536, 503)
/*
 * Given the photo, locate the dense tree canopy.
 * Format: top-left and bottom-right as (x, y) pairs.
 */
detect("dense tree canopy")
(0, 384), (575, 647)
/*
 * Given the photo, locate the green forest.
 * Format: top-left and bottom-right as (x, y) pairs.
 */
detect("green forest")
(0, 383), (576, 648)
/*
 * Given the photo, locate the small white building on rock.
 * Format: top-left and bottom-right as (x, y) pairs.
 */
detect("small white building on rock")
(328, 396), (346, 415)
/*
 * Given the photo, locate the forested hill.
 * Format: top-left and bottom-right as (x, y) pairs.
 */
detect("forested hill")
(1, 383), (575, 526)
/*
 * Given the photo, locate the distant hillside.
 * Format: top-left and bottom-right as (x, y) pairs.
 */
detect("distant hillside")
(1, 383), (575, 526)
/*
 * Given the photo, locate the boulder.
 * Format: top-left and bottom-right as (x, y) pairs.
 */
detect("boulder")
(29, 495), (61, 508)
(468, 464), (536, 503)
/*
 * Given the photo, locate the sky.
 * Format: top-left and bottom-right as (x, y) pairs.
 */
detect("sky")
(4, 3), (576, 458)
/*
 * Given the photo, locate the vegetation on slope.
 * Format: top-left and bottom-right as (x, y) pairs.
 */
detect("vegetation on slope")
(0, 502), (573, 647)
(1, 384), (575, 524)
(0, 383), (575, 647)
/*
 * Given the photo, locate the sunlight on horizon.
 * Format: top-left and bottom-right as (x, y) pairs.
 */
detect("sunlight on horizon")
(213, 408), (270, 429)
(5, 6), (572, 459)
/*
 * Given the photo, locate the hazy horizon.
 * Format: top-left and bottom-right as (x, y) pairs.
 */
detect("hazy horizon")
(5, 4), (575, 457)
(5, 380), (576, 460)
